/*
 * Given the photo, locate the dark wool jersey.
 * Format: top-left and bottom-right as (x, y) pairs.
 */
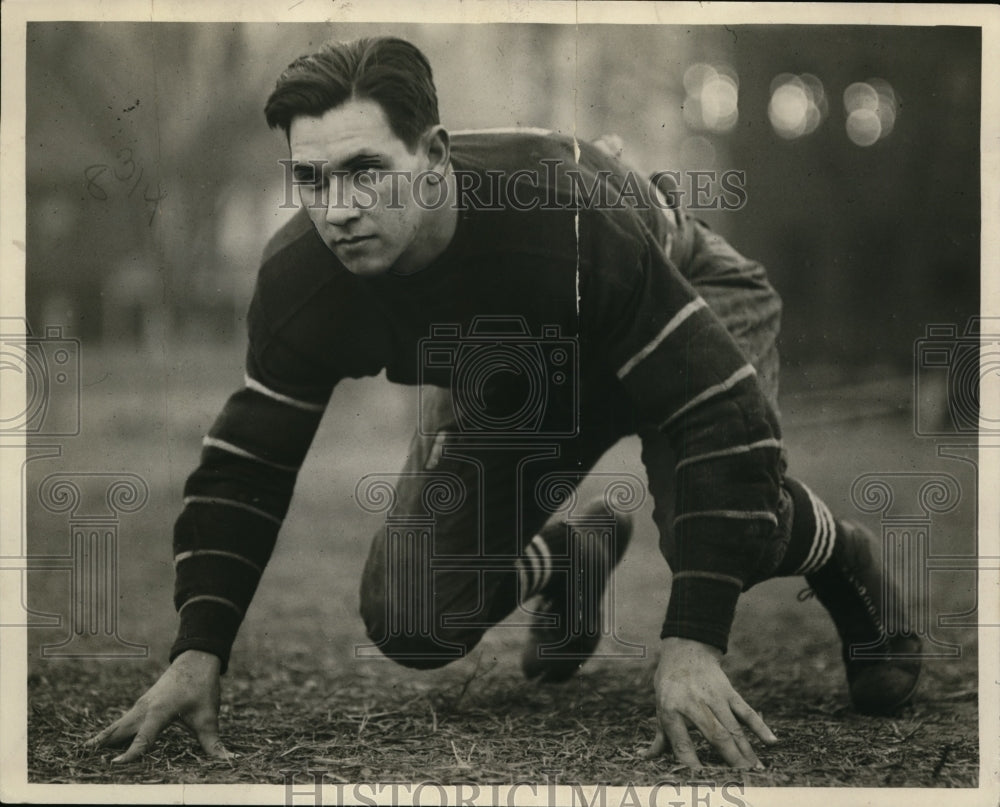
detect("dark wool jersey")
(171, 130), (785, 671)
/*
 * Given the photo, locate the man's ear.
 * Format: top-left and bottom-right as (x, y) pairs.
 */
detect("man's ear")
(422, 125), (451, 175)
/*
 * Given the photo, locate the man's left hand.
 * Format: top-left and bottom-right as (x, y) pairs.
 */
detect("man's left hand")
(643, 637), (779, 769)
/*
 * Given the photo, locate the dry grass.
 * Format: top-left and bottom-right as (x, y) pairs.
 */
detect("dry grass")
(22, 347), (982, 788)
(29, 634), (979, 787)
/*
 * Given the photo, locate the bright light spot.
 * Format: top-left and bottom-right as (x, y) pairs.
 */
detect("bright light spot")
(769, 81), (809, 138)
(769, 72), (797, 96)
(768, 73), (827, 139)
(844, 82), (879, 111)
(682, 62), (740, 133)
(869, 78), (897, 137)
(869, 77), (896, 111)
(684, 63), (717, 97)
(846, 108), (882, 146)
(800, 73), (829, 117)
(700, 74), (739, 133)
(844, 78), (897, 145)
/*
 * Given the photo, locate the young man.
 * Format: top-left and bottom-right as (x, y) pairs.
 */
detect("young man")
(87, 36), (921, 770)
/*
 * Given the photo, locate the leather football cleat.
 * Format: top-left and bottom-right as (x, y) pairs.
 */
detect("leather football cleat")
(805, 519), (922, 715)
(521, 498), (633, 683)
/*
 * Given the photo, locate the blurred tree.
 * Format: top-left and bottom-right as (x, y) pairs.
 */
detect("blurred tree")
(725, 25), (980, 377)
(25, 22), (979, 386)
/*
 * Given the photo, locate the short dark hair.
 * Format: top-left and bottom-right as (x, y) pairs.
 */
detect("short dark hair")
(264, 36), (439, 149)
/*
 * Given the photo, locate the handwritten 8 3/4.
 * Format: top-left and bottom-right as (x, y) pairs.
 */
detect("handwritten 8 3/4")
(84, 147), (168, 226)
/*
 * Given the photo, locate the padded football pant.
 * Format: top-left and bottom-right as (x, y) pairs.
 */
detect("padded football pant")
(359, 219), (793, 667)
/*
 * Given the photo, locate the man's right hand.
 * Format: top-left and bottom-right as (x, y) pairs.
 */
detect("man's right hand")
(85, 649), (232, 763)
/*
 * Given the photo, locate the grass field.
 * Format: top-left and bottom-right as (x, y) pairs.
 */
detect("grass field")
(23, 344), (981, 788)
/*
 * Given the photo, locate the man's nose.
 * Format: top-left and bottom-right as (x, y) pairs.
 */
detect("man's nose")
(325, 186), (364, 227)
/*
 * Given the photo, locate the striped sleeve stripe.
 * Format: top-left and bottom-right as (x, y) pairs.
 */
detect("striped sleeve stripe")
(672, 570), (743, 587)
(675, 437), (784, 471)
(674, 509), (779, 527)
(178, 594), (244, 617)
(660, 364), (756, 430)
(183, 495), (282, 526)
(616, 298), (707, 379)
(174, 549), (263, 575)
(245, 373), (325, 413)
(203, 436), (300, 473)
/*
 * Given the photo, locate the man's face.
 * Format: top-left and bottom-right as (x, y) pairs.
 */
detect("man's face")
(289, 98), (443, 277)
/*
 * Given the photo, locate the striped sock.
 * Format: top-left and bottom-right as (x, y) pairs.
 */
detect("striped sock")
(516, 533), (554, 598)
(773, 477), (838, 576)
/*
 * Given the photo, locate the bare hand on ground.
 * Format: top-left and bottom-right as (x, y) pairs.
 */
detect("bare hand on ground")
(644, 637), (779, 769)
(84, 649), (232, 764)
